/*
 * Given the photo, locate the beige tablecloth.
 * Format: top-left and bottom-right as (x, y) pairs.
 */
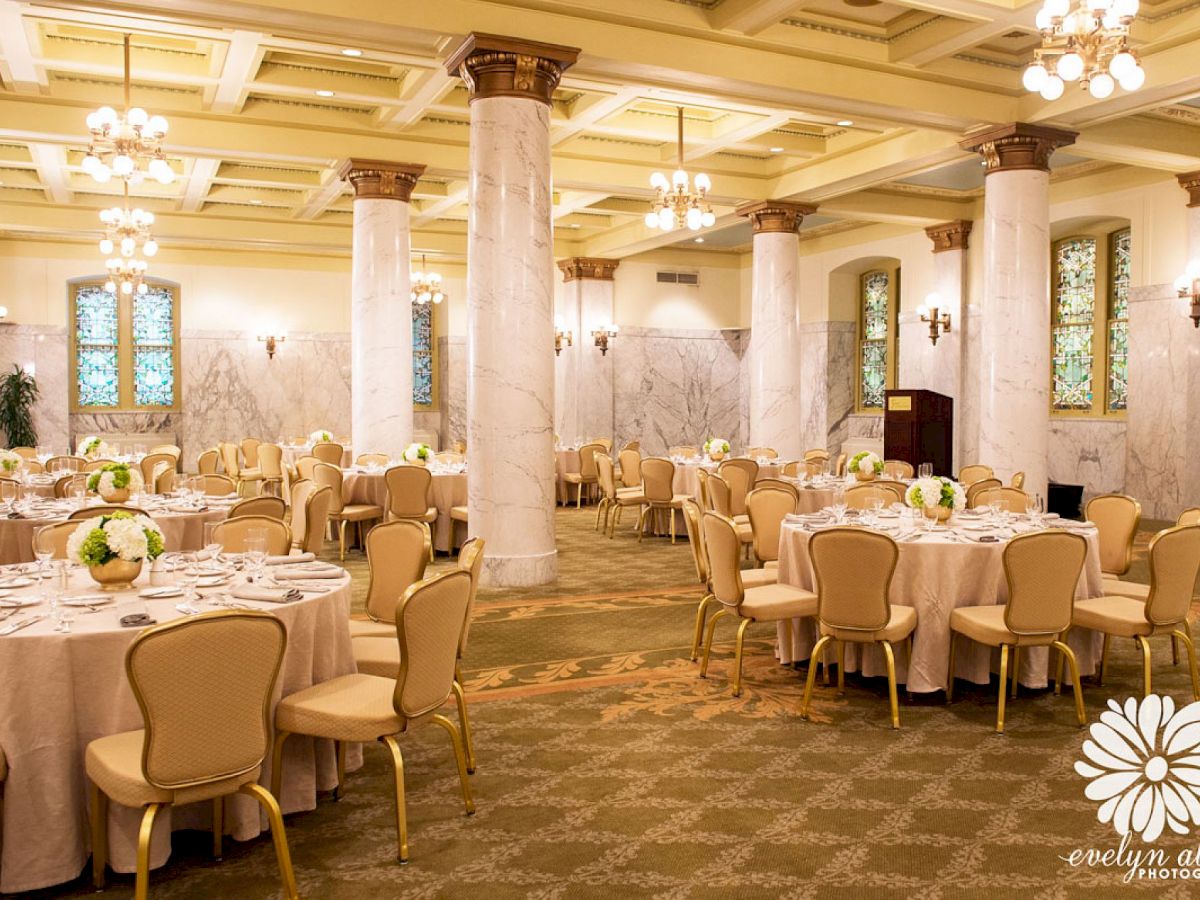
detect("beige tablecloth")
(0, 566), (357, 893)
(775, 521), (1107, 693)
(342, 468), (467, 553)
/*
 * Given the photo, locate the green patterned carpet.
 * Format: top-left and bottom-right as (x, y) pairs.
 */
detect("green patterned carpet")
(39, 510), (1200, 899)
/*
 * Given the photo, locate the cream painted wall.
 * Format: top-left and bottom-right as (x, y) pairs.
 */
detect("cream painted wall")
(611, 252), (747, 329)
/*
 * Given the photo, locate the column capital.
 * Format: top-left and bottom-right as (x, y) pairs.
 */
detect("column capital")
(338, 159), (426, 201)
(558, 257), (620, 282)
(1177, 171), (1200, 208)
(958, 122), (1077, 175)
(445, 33), (579, 106)
(925, 220), (973, 253)
(736, 200), (818, 235)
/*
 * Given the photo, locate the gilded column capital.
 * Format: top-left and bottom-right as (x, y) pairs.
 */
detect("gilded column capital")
(557, 257), (620, 282)
(445, 33), (580, 106)
(338, 159), (426, 201)
(959, 122), (1077, 175)
(924, 220), (973, 253)
(736, 200), (818, 235)
(1177, 171), (1200, 208)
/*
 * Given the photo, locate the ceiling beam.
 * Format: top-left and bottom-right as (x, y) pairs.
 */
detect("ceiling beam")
(411, 180), (467, 227)
(179, 157), (221, 212)
(0, 0), (45, 94)
(377, 66), (457, 129)
(551, 86), (642, 146)
(1070, 117), (1200, 172)
(295, 169), (349, 219)
(708, 0), (809, 36)
(27, 143), (71, 205)
(210, 30), (265, 114)
(683, 113), (792, 163)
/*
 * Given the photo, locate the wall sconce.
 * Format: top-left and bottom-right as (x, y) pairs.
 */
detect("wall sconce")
(554, 315), (573, 356)
(592, 323), (619, 356)
(917, 294), (951, 346)
(1175, 261), (1200, 328)
(0, 306), (8, 322)
(258, 330), (287, 359)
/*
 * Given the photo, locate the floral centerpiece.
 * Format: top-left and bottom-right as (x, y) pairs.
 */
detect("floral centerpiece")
(905, 476), (966, 523)
(404, 442), (432, 465)
(67, 511), (164, 590)
(703, 437), (730, 462)
(78, 435), (114, 460)
(86, 461), (143, 502)
(849, 451), (884, 482)
(309, 429), (333, 444)
(0, 448), (21, 474)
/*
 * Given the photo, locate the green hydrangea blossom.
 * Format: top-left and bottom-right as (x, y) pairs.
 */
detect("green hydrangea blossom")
(86, 462), (132, 492)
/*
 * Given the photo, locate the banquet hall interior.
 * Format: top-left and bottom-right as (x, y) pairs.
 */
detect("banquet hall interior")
(1, 0), (1200, 895)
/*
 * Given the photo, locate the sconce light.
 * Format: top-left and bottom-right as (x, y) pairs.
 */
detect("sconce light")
(0, 306), (8, 322)
(592, 323), (619, 356)
(1175, 260), (1200, 328)
(554, 315), (573, 356)
(258, 330), (287, 359)
(917, 294), (951, 346)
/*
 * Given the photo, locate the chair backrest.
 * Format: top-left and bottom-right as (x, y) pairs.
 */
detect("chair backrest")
(11, 446), (35, 459)
(594, 438), (613, 452)
(640, 457), (676, 504)
(295, 456), (319, 482)
(966, 478), (1004, 507)
(706, 472), (732, 516)
(365, 520), (430, 624)
(289, 479), (313, 544)
(833, 453), (847, 477)
(357, 453), (390, 467)
(218, 442), (240, 477)
(312, 462), (345, 515)
(809, 527), (898, 632)
(228, 495), (286, 520)
(312, 442), (344, 465)
(434, 451), (464, 465)
(701, 512), (745, 611)
(620, 440), (640, 453)
(456, 537), (486, 656)
(746, 486), (797, 563)
(1085, 493), (1142, 576)
(746, 446), (778, 459)
(595, 454), (617, 501)
(83, 458), (116, 473)
(34, 521), (80, 559)
(883, 459), (914, 479)
(197, 448), (220, 475)
(139, 452), (175, 484)
(257, 443), (283, 479)
(718, 458), (759, 516)
(873, 480), (907, 504)
(46, 455), (84, 474)
(803, 449), (830, 462)
(669, 445), (699, 459)
(1011, 471), (1026, 490)
(53, 474), (74, 498)
(212, 515), (292, 555)
(576, 442), (604, 480)
(197, 474), (236, 496)
(682, 499), (708, 583)
(695, 468), (711, 510)
(781, 461), (801, 477)
(1002, 530), (1087, 636)
(755, 478), (798, 500)
(973, 487), (1029, 513)
(618, 448), (641, 488)
(959, 464), (994, 486)
(153, 464), (174, 494)
(392, 570), (473, 721)
(127, 611), (285, 791)
(150, 444), (181, 460)
(298, 484), (332, 553)
(240, 438), (261, 468)
(1144, 525), (1200, 626)
(384, 465), (433, 519)
(844, 484), (894, 510)
(67, 505), (140, 520)
(1180, 508), (1200, 527)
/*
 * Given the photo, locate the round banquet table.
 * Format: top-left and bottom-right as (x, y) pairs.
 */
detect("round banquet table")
(0, 497), (234, 565)
(342, 466), (467, 553)
(281, 443), (353, 469)
(16, 475), (59, 499)
(0, 563), (358, 893)
(775, 517), (1107, 693)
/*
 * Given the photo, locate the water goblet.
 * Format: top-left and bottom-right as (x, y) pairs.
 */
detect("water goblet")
(204, 522), (224, 565)
(918, 462), (933, 480)
(34, 546), (53, 583)
(244, 532), (268, 581)
(177, 552), (201, 609)
(866, 496), (885, 528)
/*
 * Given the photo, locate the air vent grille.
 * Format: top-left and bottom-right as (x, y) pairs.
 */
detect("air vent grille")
(656, 271), (700, 285)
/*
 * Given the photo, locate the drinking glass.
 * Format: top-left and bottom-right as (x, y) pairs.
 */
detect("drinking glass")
(1025, 493), (1042, 525)
(245, 531), (268, 581)
(918, 462), (933, 480)
(988, 498), (1003, 527)
(177, 552), (200, 607)
(203, 522), (223, 564)
(867, 496), (885, 528)
(34, 546), (54, 582)
(0, 480), (17, 512)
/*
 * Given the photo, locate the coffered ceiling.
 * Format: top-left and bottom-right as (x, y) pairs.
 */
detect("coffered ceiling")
(0, 0), (1198, 263)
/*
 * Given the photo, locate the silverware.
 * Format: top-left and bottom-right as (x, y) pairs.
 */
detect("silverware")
(1, 614), (46, 635)
(175, 602), (202, 616)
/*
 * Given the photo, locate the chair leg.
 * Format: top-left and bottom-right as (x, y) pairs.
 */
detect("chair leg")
(636, 506), (646, 543)
(240, 783), (299, 900)
(333, 740), (347, 800)
(882, 640), (900, 729)
(134, 803), (162, 900)
(691, 594), (714, 662)
(452, 675), (477, 774)
(212, 797), (223, 860)
(1177, 627), (1200, 702)
(837, 640), (846, 695)
(946, 633), (957, 703)
(90, 782), (108, 890)
(594, 498), (604, 531)
(1054, 628), (1070, 696)
(1136, 635), (1154, 697)
(670, 507), (677, 544)
(996, 644), (1009, 734)
(1099, 632), (1112, 686)
(576, 483), (582, 509)
(1173, 634), (1180, 666)
(431, 713), (476, 816)
(732, 617), (752, 696)
(1052, 639), (1087, 727)
(699, 608), (729, 678)
(338, 520), (347, 562)
(270, 730), (290, 800)
(801, 635), (834, 720)
(380, 735), (410, 863)
(1010, 647), (1020, 700)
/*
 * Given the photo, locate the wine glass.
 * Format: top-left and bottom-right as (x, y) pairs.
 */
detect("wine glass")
(177, 552), (201, 609)
(244, 532), (268, 581)
(34, 545), (54, 583)
(203, 522), (223, 565)
(830, 486), (847, 524)
(988, 498), (1003, 527)
(918, 462), (933, 480)
(0, 480), (17, 513)
(1025, 492), (1042, 526)
(866, 496), (885, 528)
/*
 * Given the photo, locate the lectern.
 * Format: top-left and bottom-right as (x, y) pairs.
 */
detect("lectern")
(883, 389), (954, 477)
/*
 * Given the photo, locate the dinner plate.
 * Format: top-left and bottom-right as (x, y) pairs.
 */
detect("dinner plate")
(0, 577), (36, 589)
(876, 510), (900, 518)
(961, 524), (994, 532)
(140, 586), (184, 599)
(62, 595), (113, 608)
(0, 596), (39, 608)
(197, 575), (230, 588)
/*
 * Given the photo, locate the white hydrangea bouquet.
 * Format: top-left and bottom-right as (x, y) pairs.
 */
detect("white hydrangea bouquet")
(905, 476), (966, 522)
(850, 451), (883, 481)
(703, 437), (730, 461)
(0, 449), (21, 473)
(404, 442), (431, 465)
(309, 429), (333, 444)
(86, 461), (144, 502)
(67, 510), (164, 589)
(78, 435), (114, 460)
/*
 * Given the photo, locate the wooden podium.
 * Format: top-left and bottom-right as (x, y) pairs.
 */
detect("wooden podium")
(883, 389), (954, 477)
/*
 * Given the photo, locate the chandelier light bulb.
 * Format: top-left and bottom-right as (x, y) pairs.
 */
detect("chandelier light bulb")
(649, 172), (669, 191)
(127, 107), (148, 128)
(112, 154), (135, 177)
(1109, 51), (1137, 80)
(644, 211), (658, 228)
(93, 165), (112, 183)
(137, 282), (148, 295)
(148, 157), (173, 184)
(1040, 75), (1066, 99)
(701, 210), (715, 227)
(686, 207), (703, 230)
(1023, 63), (1049, 91)
(1045, 0), (1070, 16)
(694, 173), (711, 192)
(120, 236), (136, 256)
(1058, 51), (1085, 81)
(645, 107), (715, 236)
(99, 238), (113, 255)
(433, 292), (444, 304)
(121, 280), (133, 295)
(1119, 65), (1145, 90)
(143, 239), (158, 257)
(146, 115), (168, 136)
(104, 280), (116, 293)
(1089, 72), (1115, 97)
(672, 169), (689, 188)
(1036, 9), (1054, 29)
(97, 106), (118, 129)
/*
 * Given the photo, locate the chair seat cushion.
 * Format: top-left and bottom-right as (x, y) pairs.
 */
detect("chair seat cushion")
(563, 474), (595, 484)
(821, 605), (917, 644)
(763, 560), (779, 571)
(348, 617), (394, 639)
(239, 468), (263, 480)
(275, 673), (402, 742)
(733, 515), (750, 525)
(949, 605), (1056, 648)
(1103, 579), (1150, 601)
(1072, 595), (1175, 638)
(736, 522), (754, 544)
(336, 504), (383, 522)
(352, 636), (401, 678)
(740, 583), (819, 621)
(390, 507), (438, 524)
(741, 567), (778, 589)
(450, 505), (468, 522)
(616, 492), (645, 506)
(616, 486), (642, 498)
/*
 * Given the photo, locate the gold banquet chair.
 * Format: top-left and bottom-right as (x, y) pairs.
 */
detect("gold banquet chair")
(87, 611), (296, 900)
(1086, 493), (1141, 580)
(746, 485), (796, 570)
(1180, 508), (1200, 526)
(196, 448), (219, 475)
(964, 478), (1003, 508)
(800, 528), (918, 729)
(219, 442), (262, 496)
(357, 453), (390, 467)
(636, 457), (691, 544)
(139, 453), (176, 485)
(34, 521), (81, 559)
(883, 459), (913, 479)
(256, 443), (285, 497)
(228, 495), (286, 520)
(294, 456), (320, 483)
(717, 458), (759, 517)
(669, 445), (699, 459)
(1011, 471), (1026, 490)
(272, 570), (475, 864)
(803, 449), (830, 463)
(348, 520), (430, 639)
(212, 516), (291, 556)
(315, 462), (383, 561)
(288, 480), (332, 555)
(972, 487), (1029, 513)
(958, 464), (994, 486)
(617, 447), (642, 489)
(383, 465), (438, 560)
(947, 531), (1089, 734)
(705, 472), (754, 551)
(562, 441), (605, 508)
(240, 438), (261, 468)
(312, 442), (344, 466)
(699, 512), (819, 696)
(746, 446), (778, 459)
(596, 454), (644, 538)
(844, 484), (895, 510)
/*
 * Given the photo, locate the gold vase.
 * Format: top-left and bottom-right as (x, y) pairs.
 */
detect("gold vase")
(922, 505), (952, 523)
(709, 450), (725, 462)
(89, 557), (143, 591)
(100, 486), (130, 503)
(855, 470), (876, 482)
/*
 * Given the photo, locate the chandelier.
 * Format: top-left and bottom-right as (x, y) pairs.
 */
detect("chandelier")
(98, 201), (158, 261)
(410, 255), (445, 304)
(643, 107), (716, 232)
(104, 256), (149, 296)
(1022, 0), (1144, 101)
(81, 34), (173, 185)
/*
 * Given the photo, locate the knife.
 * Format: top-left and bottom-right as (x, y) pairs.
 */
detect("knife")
(1, 614), (46, 635)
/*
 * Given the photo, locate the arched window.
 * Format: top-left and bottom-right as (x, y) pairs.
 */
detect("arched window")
(70, 278), (180, 411)
(857, 268), (897, 411)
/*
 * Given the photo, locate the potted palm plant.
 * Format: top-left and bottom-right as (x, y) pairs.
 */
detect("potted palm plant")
(0, 365), (37, 449)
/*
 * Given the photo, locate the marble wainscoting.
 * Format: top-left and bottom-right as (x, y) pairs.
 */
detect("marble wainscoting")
(0, 325), (69, 452)
(958, 305), (982, 469)
(70, 412), (179, 453)
(612, 326), (746, 456)
(1047, 419), (1127, 501)
(798, 321), (855, 456)
(437, 335), (467, 449)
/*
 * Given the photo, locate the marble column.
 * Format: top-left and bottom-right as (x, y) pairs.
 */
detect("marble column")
(447, 34), (579, 586)
(338, 159), (426, 457)
(737, 201), (815, 459)
(557, 258), (619, 444)
(960, 124), (1076, 498)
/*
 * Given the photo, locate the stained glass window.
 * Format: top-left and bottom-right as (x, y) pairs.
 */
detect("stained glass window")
(858, 270), (891, 410)
(412, 302), (433, 406)
(1107, 229), (1130, 412)
(133, 287), (176, 407)
(74, 285), (119, 407)
(1052, 238), (1097, 411)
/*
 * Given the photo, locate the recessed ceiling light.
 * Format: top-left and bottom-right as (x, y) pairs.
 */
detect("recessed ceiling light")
(770, 146), (784, 153)
(341, 48), (362, 57)
(570, 223), (581, 229)
(694, 237), (704, 243)
(315, 89), (335, 98)
(837, 119), (854, 127)
(249, 199), (264, 205)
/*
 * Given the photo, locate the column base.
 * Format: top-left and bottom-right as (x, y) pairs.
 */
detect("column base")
(481, 549), (558, 587)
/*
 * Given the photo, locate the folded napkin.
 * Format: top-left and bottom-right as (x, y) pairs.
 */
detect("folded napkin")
(272, 565), (344, 580)
(265, 552), (315, 566)
(232, 585), (303, 604)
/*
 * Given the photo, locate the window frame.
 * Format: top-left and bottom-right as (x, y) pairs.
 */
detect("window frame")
(412, 300), (438, 411)
(855, 266), (899, 413)
(68, 276), (181, 414)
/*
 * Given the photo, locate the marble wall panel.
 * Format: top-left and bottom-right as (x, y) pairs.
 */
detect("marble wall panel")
(1048, 419), (1127, 500)
(438, 335), (467, 449)
(798, 321), (855, 455)
(0, 326), (69, 451)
